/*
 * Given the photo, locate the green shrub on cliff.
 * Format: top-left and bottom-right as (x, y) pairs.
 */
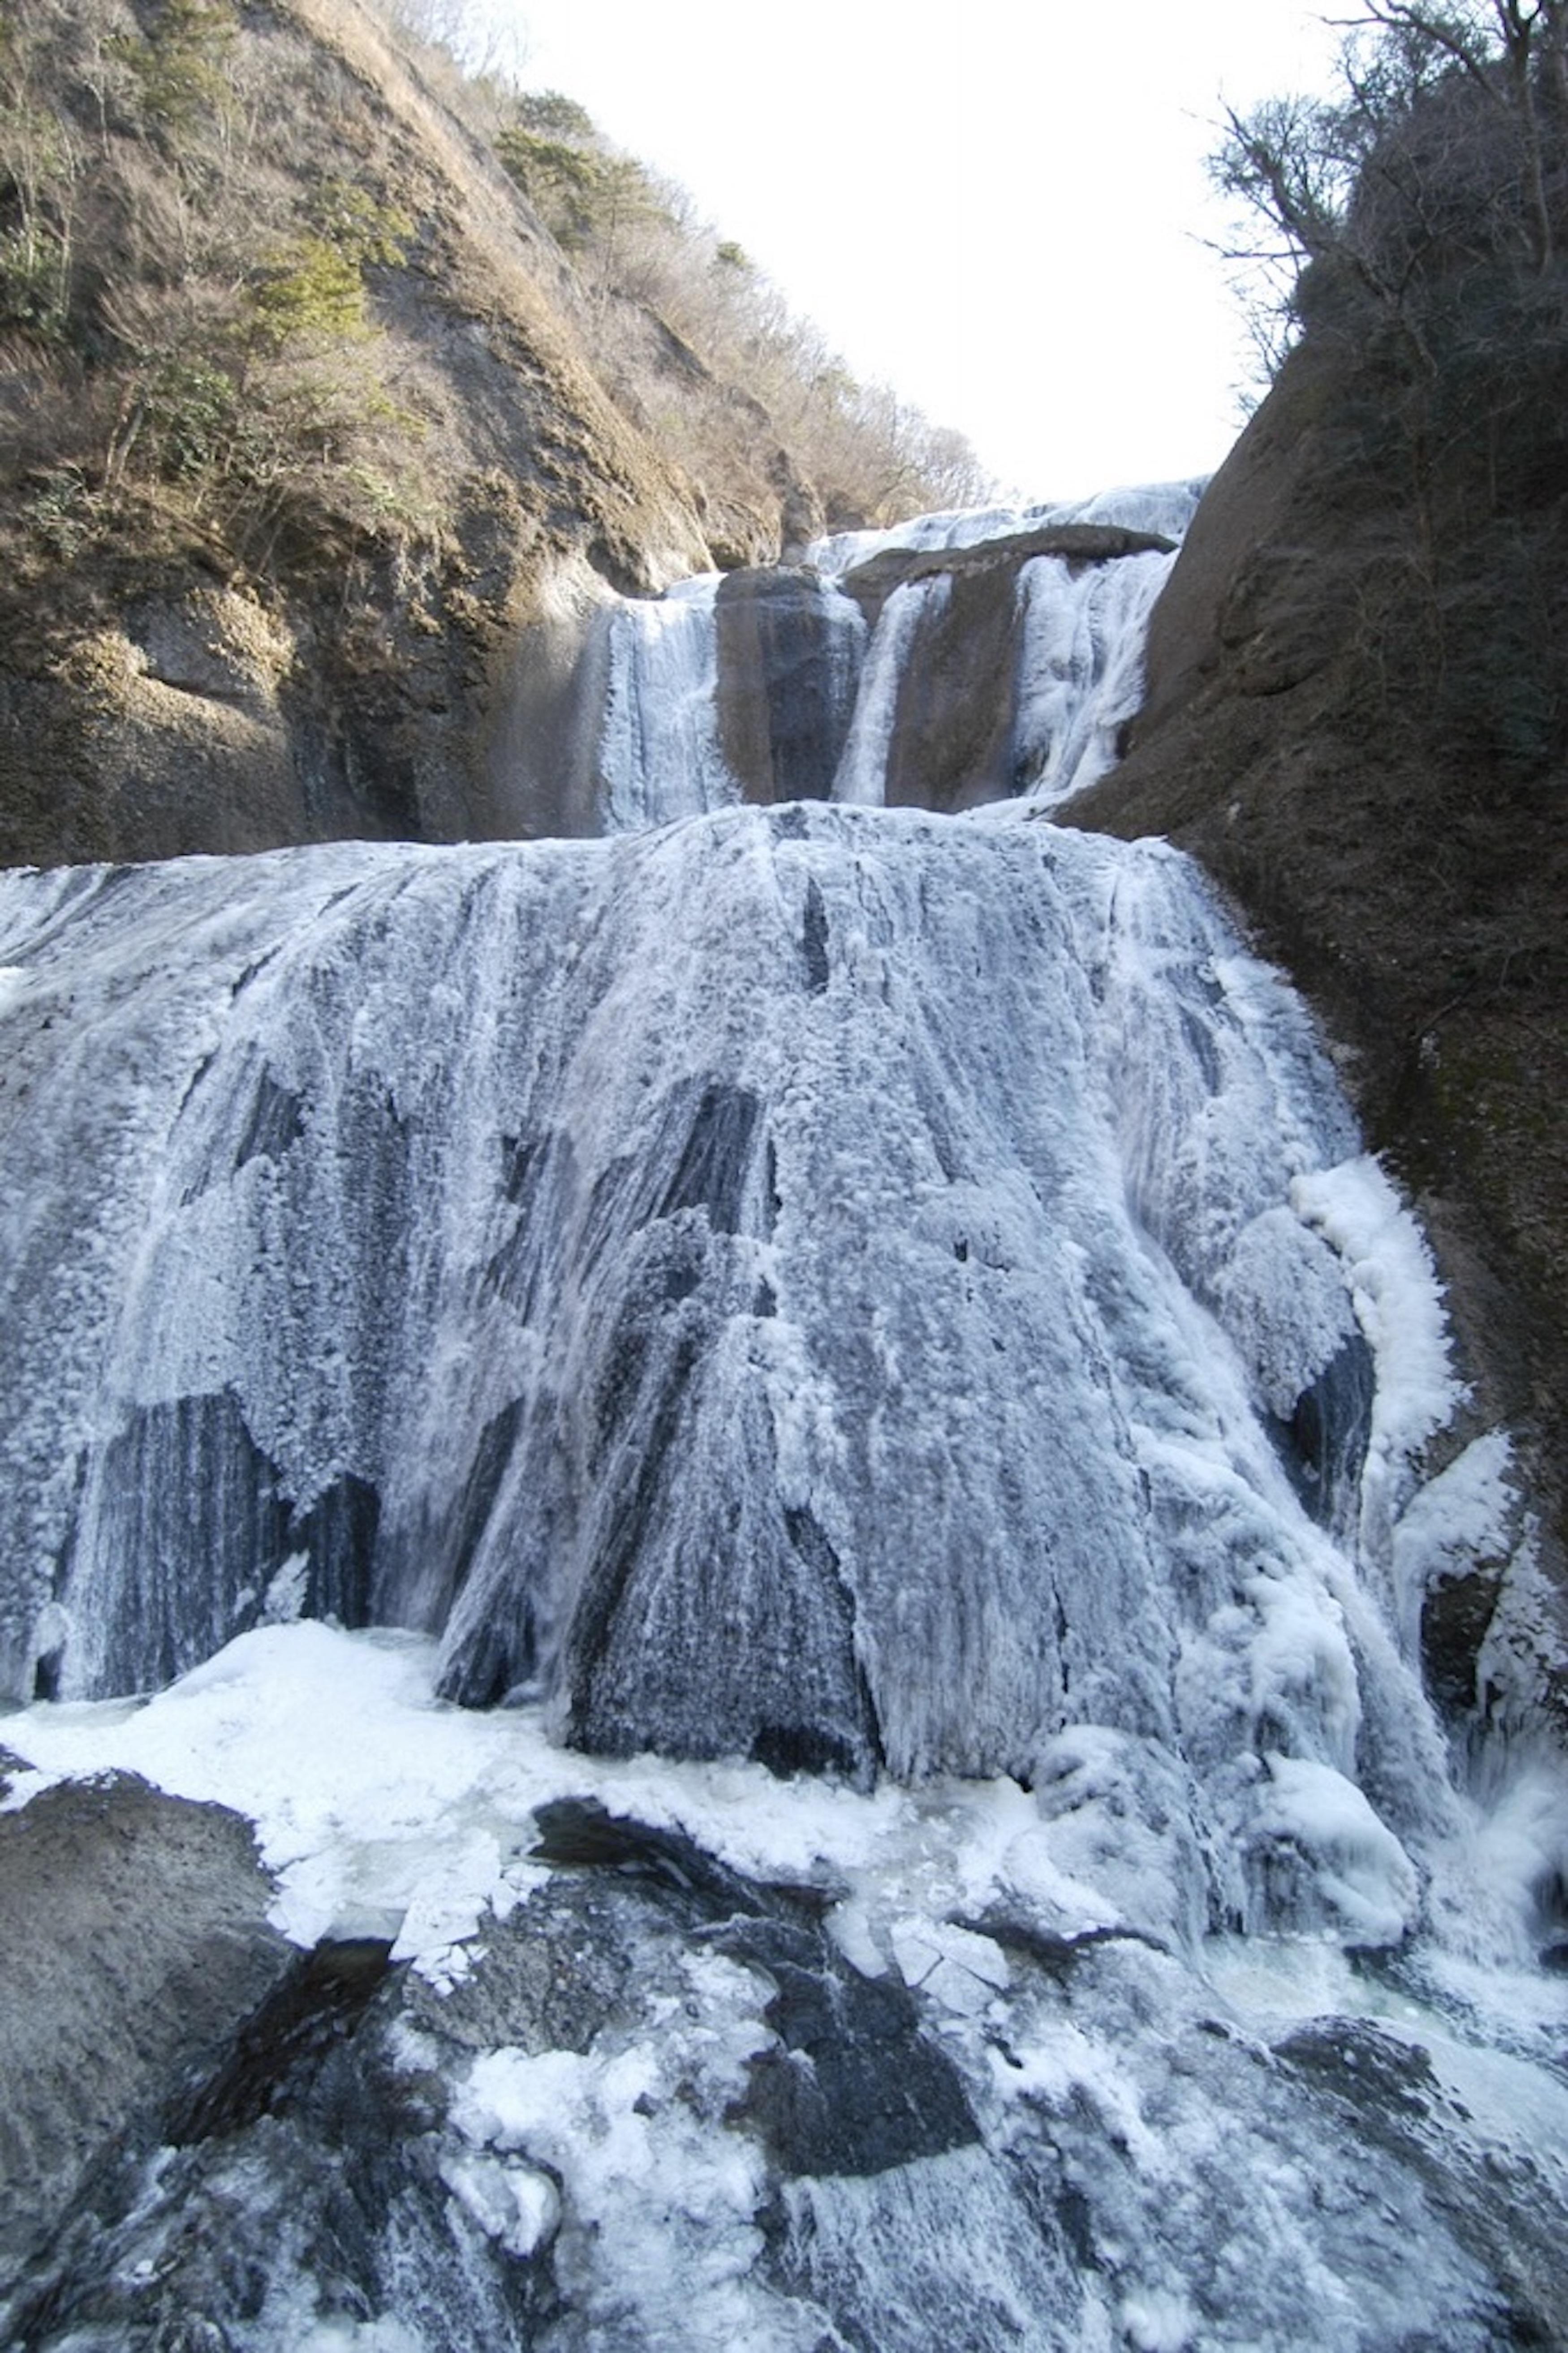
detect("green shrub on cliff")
(113, 0), (236, 142)
(250, 186), (413, 350)
(0, 0), (432, 580)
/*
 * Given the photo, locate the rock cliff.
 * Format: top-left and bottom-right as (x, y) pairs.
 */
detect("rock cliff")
(0, 0), (845, 868)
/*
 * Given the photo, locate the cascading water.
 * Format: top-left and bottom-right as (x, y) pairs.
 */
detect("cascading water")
(0, 485), (1564, 2352)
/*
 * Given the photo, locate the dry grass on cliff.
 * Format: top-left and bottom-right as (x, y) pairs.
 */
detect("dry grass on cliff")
(1, 0), (987, 635)
(0, 0), (721, 632)
(0, 0), (452, 583)
(369, 0), (993, 533)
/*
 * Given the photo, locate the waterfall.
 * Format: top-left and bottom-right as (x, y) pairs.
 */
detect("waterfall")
(565, 481), (1202, 827)
(2, 486), (1565, 2353)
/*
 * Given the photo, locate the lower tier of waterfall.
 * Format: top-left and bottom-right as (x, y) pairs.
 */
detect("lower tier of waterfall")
(0, 809), (1478, 1919)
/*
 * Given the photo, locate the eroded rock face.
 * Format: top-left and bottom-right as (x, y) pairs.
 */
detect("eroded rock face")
(0, 1776), (292, 2290)
(0, 0), (720, 874)
(840, 520), (1177, 628)
(580, 496), (1192, 831)
(872, 561), (1031, 812)
(714, 567), (865, 805)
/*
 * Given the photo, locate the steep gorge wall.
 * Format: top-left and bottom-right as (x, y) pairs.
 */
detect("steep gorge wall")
(0, 0), (818, 869)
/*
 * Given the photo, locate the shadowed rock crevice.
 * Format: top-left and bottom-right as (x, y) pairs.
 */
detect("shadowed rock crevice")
(801, 877), (830, 993)
(174, 1940), (397, 2146)
(715, 568), (864, 803)
(659, 1082), (764, 1233)
(1271, 1331), (1376, 1537)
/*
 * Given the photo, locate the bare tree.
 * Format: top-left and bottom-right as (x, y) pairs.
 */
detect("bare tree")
(1213, 0), (1568, 360)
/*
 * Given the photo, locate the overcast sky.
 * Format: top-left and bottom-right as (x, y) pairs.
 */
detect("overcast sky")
(478, 1), (1344, 501)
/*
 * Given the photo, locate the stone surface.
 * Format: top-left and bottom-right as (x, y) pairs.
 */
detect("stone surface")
(10, 1797), (1564, 2350)
(842, 520), (1177, 627)
(0, 1775), (292, 2288)
(714, 566), (863, 805)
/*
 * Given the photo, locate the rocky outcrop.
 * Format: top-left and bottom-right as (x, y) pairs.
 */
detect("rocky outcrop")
(10, 1796), (1563, 2349)
(715, 566), (864, 805)
(873, 560), (1036, 812)
(841, 521), (1176, 627)
(0, 0), (731, 870)
(0, 1775), (292, 2304)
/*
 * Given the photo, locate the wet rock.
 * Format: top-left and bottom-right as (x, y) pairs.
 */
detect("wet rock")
(173, 1939), (397, 2145)
(727, 1917), (979, 2178)
(714, 566), (864, 803)
(1272, 2016), (1567, 2345)
(1273, 1329), (1376, 1534)
(56, 1391), (382, 1698)
(0, 1776), (292, 2295)
(878, 563), (1027, 811)
(1422, 1564), (1505, 1715)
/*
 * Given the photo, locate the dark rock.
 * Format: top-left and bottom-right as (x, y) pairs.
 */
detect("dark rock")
(58, 1392), (383, 1693)
(480, 590), (615, 843)
(530, 1794), (777, 1914)
(173, 1939), (397, 2145)
(295, 1472), (382, 1632)
(659, 1081), (764, 1233)
(1272, 2016), (1567, 2344)
(0, 1776), (292, 2290)
(1422, 1565), (1504, 1716)
(60, 1392), (296, 1694)
(427, 1399), (528, 1631)
(842, 522), (1177, 628)
(726, 1920), (979, 2179)
(801, 876), (830, 993)
(876, 563), (1027, 812)
(232, 1066), (306, 1175)
(1272, 1330), (1376, 1536)
(715, 565), (863, 804)
(525, 1800), (976, 2180)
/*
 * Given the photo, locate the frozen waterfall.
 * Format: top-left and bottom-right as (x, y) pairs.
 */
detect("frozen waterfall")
(1, 484), (1565, 2353)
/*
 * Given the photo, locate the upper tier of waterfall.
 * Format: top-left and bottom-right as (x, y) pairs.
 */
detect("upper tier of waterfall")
(500, 481), (1204, 838)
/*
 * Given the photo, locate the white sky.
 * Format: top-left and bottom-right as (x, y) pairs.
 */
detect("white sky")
(478, 1), (1344, 501)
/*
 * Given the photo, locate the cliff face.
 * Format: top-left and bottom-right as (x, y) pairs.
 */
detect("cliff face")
(1066, 328), (1568, 1721)
(0, 0), (792, 868)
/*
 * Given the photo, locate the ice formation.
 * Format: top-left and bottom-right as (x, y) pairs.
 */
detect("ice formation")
(1, 484), (1564, 2350)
